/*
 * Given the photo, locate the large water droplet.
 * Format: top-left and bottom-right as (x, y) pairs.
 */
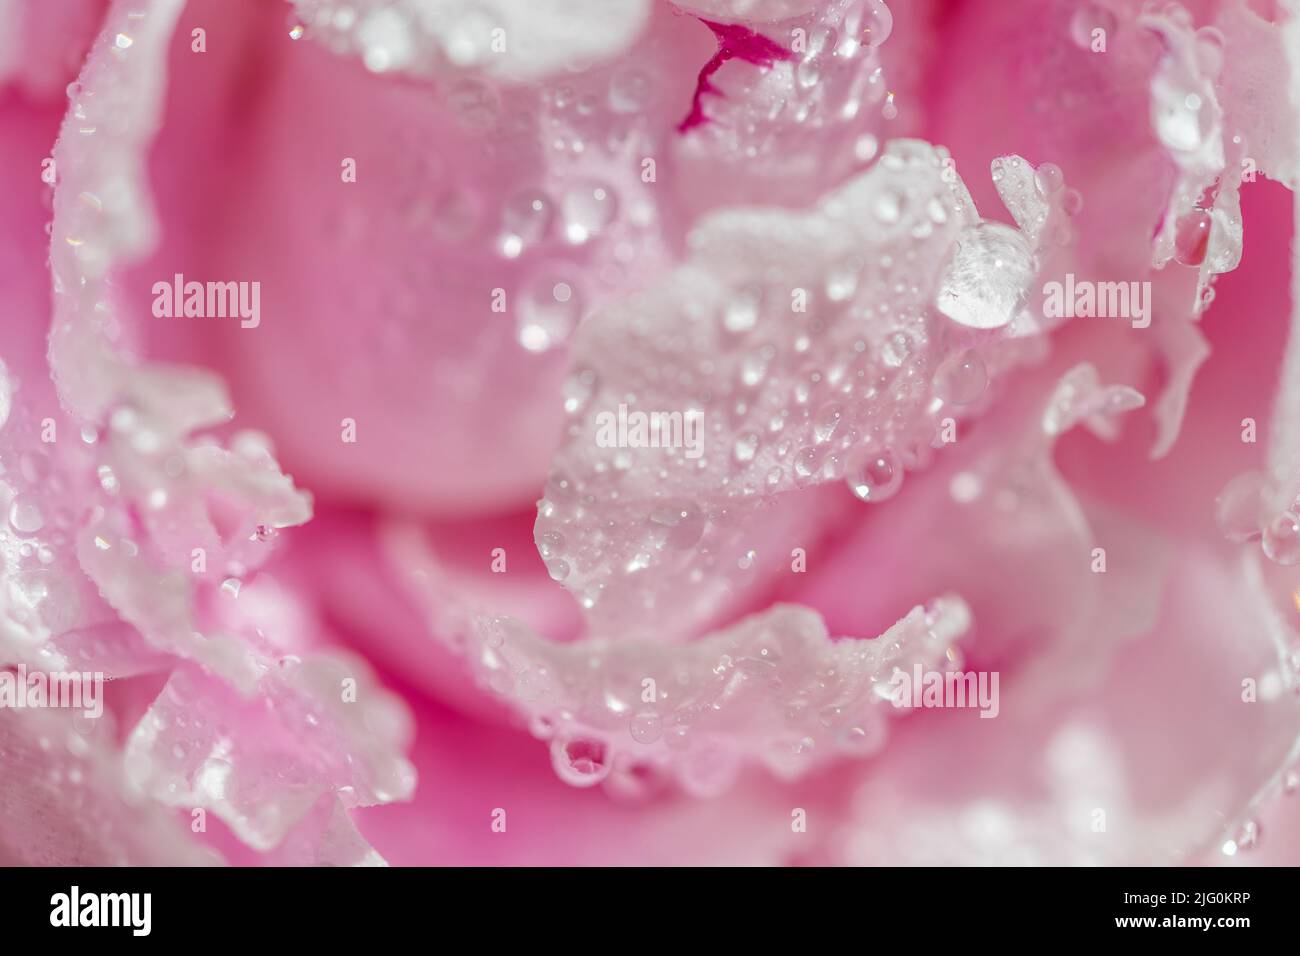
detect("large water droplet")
(1034, 162), (1064, 196)
(1173, 208), (1211, 267)
(1262, 512), (1300, 565)
(860, 0), (894, 50)
(550, 734), (610, 787)
(846, 448), (903, 503)
(872, 189), (904, 224)
(1151, 68), (1217, 158)
(881, 331), (913, 368)
(648, 500), (706, 550)
(8, 496), (44, 535)
(936, 223), (1035, 330)
(629, 712), (662, 744)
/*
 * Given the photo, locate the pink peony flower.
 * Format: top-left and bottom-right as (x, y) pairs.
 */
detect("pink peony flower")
(1, 0), (1298, 866)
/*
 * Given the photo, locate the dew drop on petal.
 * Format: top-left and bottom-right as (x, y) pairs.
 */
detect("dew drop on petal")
(550, 734), (610, 787)
(1262, 512), (1300, 566)
(846, 448), (902, 503)
(932, 349), (988, 405)
(882, 331), (913, 368)
(861, 0), (893, 49)
(872, 189), (903, 224)
(647, 500), (705, 550)
(732, 431), (760, 463)
(1034, 162), (1064, 196)
(1174, 208), (1212, 267)
(1215, 471), (1266, 542)
(629, 712), (662, 744)
(854, 133), (879, 163)
(936, 223), (1034, 330)
(8, 496), (44, 535)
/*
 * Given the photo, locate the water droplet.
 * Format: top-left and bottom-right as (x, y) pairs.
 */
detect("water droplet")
(629, 712), (662, 744)
(358, 9), (414, 73)
(8, 496), (43, 534)
(1222, 818), (1260, 854)
(562, 367), (597, 415)
(1034, 162), (1064, 196)
(550, 734), (610, 787)
(562, 182), (617, 244)
(932, 349), (988, 405)
(795, 446), (822, 480)
(861, 1), (894, 49)
(936, 223), (1035, 330)
(732, 432), (760, 463)
(1151, 68), (1217, 157)
(814, 403), (844, 443)
(647, 501), (705, 550)
(846, 448), (903, 503)
(1215, 471), (1266, 542)
(1174, 208), (1212, 267)
(882, 331), (913, 368)
(545, 558), (570, 581)
(872, 189), (903, 224)
(796, 58), (821, 90)
(1262, 512), (1300, 565)
(518, 274), (582, 352)
(854, 133), (879, 163)
(838, 717), (887, 755)
(723, 290), (760, 333)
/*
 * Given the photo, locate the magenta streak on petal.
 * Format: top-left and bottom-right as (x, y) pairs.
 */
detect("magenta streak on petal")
(677, 19), (793, 132)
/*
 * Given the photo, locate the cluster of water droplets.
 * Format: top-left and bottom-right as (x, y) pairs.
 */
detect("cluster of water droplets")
(1214, 471), (1300, 567)
(286, 0), (650, 82)
(0, 365), (99, 666)
(531, 140), (1065, 649)
(461, 596), (970, 797)
(2, 0), (420, 862)
(1131, 1), (1243, 313)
